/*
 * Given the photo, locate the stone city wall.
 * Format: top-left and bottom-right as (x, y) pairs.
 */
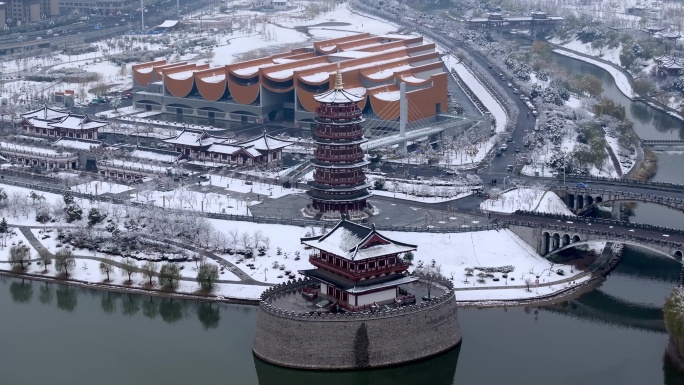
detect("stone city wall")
(252, 279), (462, 370)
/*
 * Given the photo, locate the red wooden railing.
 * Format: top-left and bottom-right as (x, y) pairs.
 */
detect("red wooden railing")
(309, 256), (408, 281)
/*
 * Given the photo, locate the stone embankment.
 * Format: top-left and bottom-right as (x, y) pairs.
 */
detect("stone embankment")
(252, 278), (462, 369)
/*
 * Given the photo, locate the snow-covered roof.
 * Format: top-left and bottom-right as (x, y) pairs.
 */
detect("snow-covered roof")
(373, 90), (400, 101)
(365, 64), (413, 80)
(52, 138), (102, 150)
(265, 62), (331, 80)
(163, 129), (216, 146)
(130, 147), (182, 163)
(328, 51), (375, 59)
(205, 143), (243, 155)
(49, 115), (109, 130)
(0, 142), (73, 157)
(21, 105), (69, 120)
(200, 74), (226, 83)
(23, 117), (53, 129)
(301, 218), (417, 261)
(233, 133), (292, 151)
(166, 70), (194, 80)
(156, 20), (179, 28)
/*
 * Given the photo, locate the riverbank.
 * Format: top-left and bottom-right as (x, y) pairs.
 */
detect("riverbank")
(550, 44), (684, 122)
(0, 246), (617, 308)
(631, 147), (659, 181)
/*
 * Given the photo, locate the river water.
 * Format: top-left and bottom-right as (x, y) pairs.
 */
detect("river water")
(1, 245), (682, 385)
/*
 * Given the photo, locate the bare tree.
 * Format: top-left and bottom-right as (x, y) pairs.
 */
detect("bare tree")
(142, 261), (158, 286)
(120, 257), (137, 284)
(99, 257), (115, 282)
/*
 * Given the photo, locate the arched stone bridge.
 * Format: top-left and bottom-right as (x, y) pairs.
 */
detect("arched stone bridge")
(552, 186), (684, 213)
(505, 218), (684, 261)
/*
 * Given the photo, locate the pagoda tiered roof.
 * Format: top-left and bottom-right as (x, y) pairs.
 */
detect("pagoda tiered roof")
(301, 218), (416, 261)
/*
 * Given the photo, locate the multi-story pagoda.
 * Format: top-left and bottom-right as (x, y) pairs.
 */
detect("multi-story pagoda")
(307, 67), (371, 214)
(300, 218), (418, 311)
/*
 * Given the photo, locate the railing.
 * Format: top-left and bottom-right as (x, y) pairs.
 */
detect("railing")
(309, 256), (407, 280)
(314, 153), (365, 162)
(314, 130), (364, 140)
(313, 175), (366, 185)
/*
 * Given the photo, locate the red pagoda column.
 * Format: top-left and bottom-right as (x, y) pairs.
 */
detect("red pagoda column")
(307, 68), (371, 214)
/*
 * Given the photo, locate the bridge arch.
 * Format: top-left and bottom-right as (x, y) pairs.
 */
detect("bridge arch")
(562, 234), (571, 247)
(567, 194), (575, 209)
(595, 196), (603, 203)
(542, 232), (551, 255)
(572, 234), (581, 243)
(552, 233), (561, 250)
(577, 195), (584, 209)
(586, 196), (594, 206)
(547, 240), (684, 263)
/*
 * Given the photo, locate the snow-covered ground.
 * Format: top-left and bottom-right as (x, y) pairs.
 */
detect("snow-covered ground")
(0, 179), (591, 301)
(72, 181), (133, 196)
(444, 54), (507, 133)
(553, 49), (635, 99)
(481, 188), (575, 216)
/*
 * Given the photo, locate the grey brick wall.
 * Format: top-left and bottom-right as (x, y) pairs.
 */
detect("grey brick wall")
(252, 282), (462, 370)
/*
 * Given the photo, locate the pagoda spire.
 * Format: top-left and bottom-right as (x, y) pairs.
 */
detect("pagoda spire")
(334, 62), (344, 90)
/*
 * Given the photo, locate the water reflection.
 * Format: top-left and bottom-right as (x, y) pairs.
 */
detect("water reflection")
(197, 302), (221, 330)
(55, 285), (78, 312)
(9, 280), (33, 303)
(254, 346), (461, 385)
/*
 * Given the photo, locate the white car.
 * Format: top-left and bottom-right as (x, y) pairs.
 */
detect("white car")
(500, 144), (508, 151)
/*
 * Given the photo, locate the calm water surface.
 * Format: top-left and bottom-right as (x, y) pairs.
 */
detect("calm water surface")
(1, 247), (682, 385)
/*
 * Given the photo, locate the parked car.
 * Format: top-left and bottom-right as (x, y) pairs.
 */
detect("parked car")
(506, 165), (514, 172)
(512, 88), (519, 94)
(575, 182), (589, 188)
(500, 144), (508, 151)
(506, 137), (513, 142)
(506, 82), (512, 88)
(495, 150), (502, 157)
(532, 110), (538, 117)
(514, 147), (521, 153)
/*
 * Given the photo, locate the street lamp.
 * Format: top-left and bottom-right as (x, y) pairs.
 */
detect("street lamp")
(562, 147), (568, 187)
(503, 175), (510, 189)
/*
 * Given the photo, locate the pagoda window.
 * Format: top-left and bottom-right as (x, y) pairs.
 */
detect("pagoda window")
(378, 259), (386, 267)
(369, 261), (376, 269)
(342, 261), (348, 269)
(360, 263), (366, 271)
(389, 257), (396, 265)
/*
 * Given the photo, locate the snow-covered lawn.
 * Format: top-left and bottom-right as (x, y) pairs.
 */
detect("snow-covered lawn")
(130, 185), (260, 215)
(481, 188), (575, 216)
(0, 228), (37, 262)
(200, 174), (305, 199)
(72, 181), (133, 195)
(553, 49), (634, 99)
(28, 227), (240, 281)
(456, 275), (592, 302)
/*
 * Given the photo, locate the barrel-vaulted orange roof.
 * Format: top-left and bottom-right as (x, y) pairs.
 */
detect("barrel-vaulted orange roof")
(132, 33), (446, 119)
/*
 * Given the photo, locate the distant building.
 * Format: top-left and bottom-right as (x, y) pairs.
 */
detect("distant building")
(468, 10), (563, 29)
(654, 55), (684, 77)
(272, 0), (287, 9)
(57, 0), (134, 16)
(53, 90), (75, 107)
(131, 33), (449, 129)
(0, 3), (7, 29)
(20, 105), (108, 140)
(4, 0), (58, 24)
(0, 141), (79, 169)
(162, 129), (291, 166)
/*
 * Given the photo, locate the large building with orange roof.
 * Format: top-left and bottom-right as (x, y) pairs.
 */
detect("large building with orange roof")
(131, 33), (449, 129)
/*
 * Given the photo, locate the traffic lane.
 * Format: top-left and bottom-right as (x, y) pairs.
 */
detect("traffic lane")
(505, 213), (684, 242)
